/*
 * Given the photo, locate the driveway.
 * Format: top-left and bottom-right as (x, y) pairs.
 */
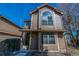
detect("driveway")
(12, 49), (68, 56)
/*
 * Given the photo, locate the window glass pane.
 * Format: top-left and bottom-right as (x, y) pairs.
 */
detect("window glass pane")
(48, 16), (53, 25)
(42, 33), (55, 44)
(48, 22), (53, 25)
(49, 35), (55, 44)
(43, 35), (47, 38)
(49, 35), (54, 37)
(42, 11), (53, 25)
(42, 16), (48, 20)
(48, 16), (52, 20)
(49, 38), (55, 44)
(42, 20), (47, 25)
(43, 11), (51, 16)
(43, 38), (48, 44)
(43, 35), (48, 44)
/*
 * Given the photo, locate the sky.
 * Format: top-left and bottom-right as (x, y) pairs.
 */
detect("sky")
(0, 3), (59, 28)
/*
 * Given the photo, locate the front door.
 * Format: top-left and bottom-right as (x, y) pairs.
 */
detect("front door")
(42, 33), (58, 52)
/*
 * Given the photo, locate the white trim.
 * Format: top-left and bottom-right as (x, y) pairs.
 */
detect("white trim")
(43, 44), (56, 46)
(45, 51), (59, 52)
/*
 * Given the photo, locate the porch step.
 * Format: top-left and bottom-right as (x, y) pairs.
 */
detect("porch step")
(41, 52), (67, 56)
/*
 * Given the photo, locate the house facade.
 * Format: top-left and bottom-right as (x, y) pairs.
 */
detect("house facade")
(23, 4), (66, 53)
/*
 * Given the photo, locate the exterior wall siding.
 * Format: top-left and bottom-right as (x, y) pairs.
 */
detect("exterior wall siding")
(39, 7), (55, 30)
(38, 33), (59, 52)
(30, 32), (38, 50)
(40, 33), (58, 52)
(57, 33), (66, 53)
(54, 13), (64, 30)
(30, 6), (66, 53)
(38, 7), (63, 30)
(31, 13), (38, 30)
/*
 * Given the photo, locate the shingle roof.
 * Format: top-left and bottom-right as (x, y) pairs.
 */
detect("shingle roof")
(0, 16), (22, 29)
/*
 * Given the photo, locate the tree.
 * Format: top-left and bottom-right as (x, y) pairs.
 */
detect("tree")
(59, 3), (79, 47)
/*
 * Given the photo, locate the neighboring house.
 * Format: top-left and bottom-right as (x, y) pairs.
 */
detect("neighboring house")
(22, 4), (66, 53)
(0, 16), (22, 55)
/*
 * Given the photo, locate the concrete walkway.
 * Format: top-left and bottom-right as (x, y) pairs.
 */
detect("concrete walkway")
(13, 47), (79, 56)
(30, 52), (67, 56)
(70, 48), (79, 56)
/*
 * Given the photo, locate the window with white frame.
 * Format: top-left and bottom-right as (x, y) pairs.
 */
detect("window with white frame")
(42, 33), (55, 44)
(41, 11), (53, 25)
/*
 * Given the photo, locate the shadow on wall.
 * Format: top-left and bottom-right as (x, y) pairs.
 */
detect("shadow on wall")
(0, 38), (20, 56)
(42, 49), (48, 56)
(0, 40), (8, 56)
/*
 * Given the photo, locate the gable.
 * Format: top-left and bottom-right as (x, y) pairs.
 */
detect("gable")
(30, 4), (63, 16)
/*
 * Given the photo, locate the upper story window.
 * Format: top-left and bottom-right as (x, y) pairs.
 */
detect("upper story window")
(42, 11), (53, 25)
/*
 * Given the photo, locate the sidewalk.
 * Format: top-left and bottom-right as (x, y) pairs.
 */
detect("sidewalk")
(70, 48), (79, 56)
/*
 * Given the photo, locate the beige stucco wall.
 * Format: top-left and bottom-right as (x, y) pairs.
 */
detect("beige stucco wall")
(38, 32), (66, 52)
(29, 32), (38, 50)
(30, 7), (66, 52)
(29, 32), (66, 53)
(38, 7), (64, 30)
(29, 32), (59, 51)
(38, 33), (62, 52)
(54, 13), (64, 30)
(31, 7), (64, 30)
(57, 33), (66, 53)
(31, 13), (38, 30)
(39, 7), (55, 30)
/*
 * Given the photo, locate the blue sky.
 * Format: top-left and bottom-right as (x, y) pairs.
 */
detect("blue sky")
(0, 3), (59, 28)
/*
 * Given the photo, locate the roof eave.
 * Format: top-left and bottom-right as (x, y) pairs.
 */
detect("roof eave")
(20, 29), (66, 33)
(0, 15), (22, 29)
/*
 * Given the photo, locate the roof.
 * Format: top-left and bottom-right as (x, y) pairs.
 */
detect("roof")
(0, 16), (22, 29)
(30, 3), (63, 15)
(0, 16), (22, 37)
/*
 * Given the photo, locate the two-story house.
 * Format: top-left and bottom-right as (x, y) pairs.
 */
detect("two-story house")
(22, 4), (66, 53)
